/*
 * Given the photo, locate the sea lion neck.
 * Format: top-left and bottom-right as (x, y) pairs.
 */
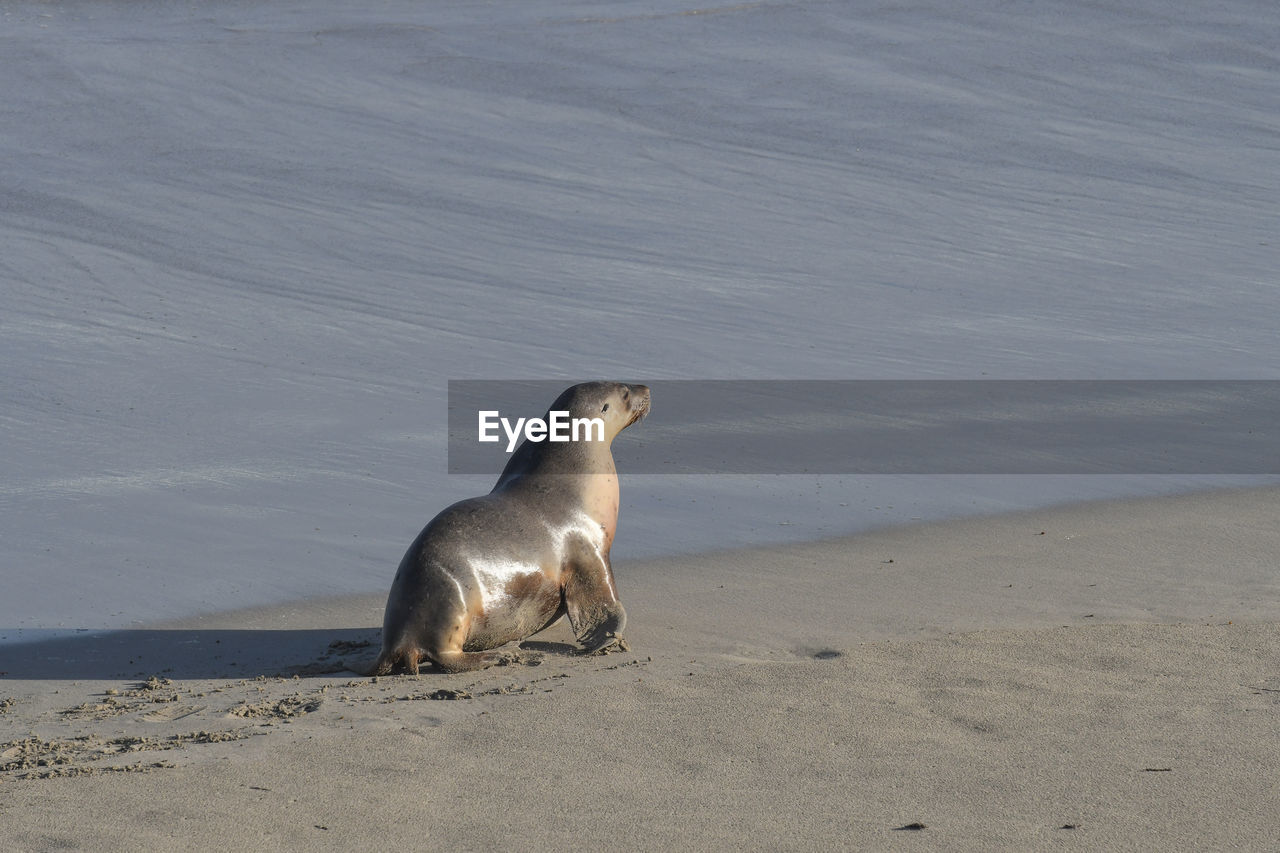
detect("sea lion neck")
(492, 439), (617, 490)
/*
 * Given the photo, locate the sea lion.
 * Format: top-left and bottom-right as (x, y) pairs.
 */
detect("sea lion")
(364, 381), (650, 675)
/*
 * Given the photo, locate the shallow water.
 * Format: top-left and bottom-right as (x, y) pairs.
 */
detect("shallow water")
(3, 0), (1278, 639)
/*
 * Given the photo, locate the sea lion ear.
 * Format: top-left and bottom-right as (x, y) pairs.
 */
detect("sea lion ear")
(602, 403), (610, 412)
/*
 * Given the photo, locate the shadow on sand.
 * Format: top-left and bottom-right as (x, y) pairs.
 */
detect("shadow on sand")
(0, 629), (592, 681)
(0, 627), (383, 681)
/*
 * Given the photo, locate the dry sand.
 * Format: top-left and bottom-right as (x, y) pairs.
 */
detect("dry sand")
(2, 487), (1278, 851)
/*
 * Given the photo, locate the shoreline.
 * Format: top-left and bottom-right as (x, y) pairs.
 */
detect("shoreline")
(3, 480), (1278, 654)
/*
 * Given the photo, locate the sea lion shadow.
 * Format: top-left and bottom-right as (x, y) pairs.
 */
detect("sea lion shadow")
(516, 639), (579, 656)
(0, 627), (381, 681)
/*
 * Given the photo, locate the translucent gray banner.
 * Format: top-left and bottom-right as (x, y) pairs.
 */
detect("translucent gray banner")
(447, 380), (1280, 475)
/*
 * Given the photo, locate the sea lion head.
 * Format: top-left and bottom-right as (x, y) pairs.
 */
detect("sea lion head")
(494, 382), (649, 485)
(549, 381), (650, 442)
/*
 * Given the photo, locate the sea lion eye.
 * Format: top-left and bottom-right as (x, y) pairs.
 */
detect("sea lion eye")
(602, 403), (610, 412)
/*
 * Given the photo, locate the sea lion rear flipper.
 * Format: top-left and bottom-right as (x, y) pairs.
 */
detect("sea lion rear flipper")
(344, 647), (416, 677)
(342, 654), (392, 677)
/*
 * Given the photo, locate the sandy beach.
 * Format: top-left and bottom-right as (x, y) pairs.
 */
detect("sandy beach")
(3, 486), (1277, 850)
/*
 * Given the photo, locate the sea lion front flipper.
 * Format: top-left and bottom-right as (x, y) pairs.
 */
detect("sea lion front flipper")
(580, 631), (629, 655)
(564, 578), (628, 654)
